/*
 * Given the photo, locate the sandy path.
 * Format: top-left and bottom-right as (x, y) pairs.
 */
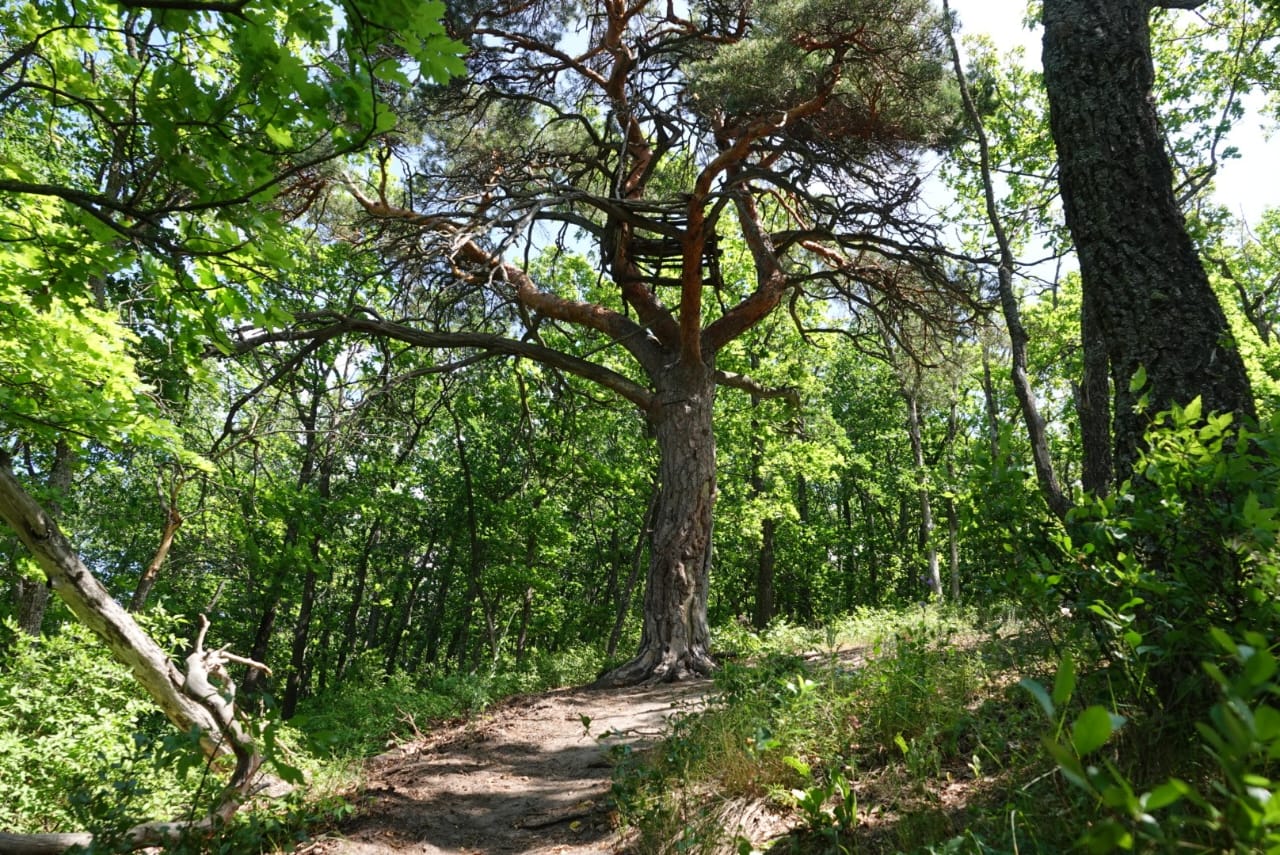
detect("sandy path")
(305, 682), (710, 855)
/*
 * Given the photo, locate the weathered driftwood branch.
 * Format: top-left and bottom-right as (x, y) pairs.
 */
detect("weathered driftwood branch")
(0, 460), (282, 854)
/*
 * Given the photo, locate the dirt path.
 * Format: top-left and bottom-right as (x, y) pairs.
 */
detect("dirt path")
(305, 682), (711, 855)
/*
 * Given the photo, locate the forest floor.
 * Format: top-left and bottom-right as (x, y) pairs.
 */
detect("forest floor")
(301, 680), (734, 855)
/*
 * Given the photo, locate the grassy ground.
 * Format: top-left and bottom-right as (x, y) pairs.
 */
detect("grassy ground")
(609, 606), (1084, 854)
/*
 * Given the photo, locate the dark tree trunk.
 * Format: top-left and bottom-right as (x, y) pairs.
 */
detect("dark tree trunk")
(280, 562), (316, 719)
(753, 517), (777, 630)
(240, 597), (279, 697)
(597, 362), (717, 685)
(335, 518), (380, 682)
(1078, 291), (1113, 495)
(384, 570), (425, 675)
(15, 440), (74, 636)
(1042, 0), (1255, 482)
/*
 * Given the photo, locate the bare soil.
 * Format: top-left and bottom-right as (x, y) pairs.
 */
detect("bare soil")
(302, 681), (711, 855)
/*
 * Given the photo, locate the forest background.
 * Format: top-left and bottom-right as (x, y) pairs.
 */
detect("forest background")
(3, 0), (1280, 851)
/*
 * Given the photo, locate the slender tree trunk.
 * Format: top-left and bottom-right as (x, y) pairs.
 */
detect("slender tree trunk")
(979, 343), (1002, 464)
(1042, 0), (1255, 481)
(945, 402), (961, 601)
(607, 481), (657, 659)
(515, 585), (534, 665)
(243, 387), (322, 698)
(749, 385), (776, 629)
(385, 570), (425, 675)
(855, 485), (880, 606)
(597, 362), (717, 685)
(15, 440), (74, 635)
(282, 454), (332, 719)
(129, 503), (182, 613)
(944, 3), (1070, 519)
(281, 563), (316, 719)
(336, 518), (380, 681)
(904, 389), (941, 598)
(754, 517), (777, 629)
(129, 468), (184, 613)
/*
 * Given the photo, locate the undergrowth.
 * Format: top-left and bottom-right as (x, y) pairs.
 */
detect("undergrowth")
(0, 604), (612, 851)
(612, 605), (1074, 854)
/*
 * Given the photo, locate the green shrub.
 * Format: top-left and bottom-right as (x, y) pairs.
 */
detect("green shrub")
(0, 619), (198, 834)
(1049, 402), (1280, 712)
(1031, 630), (1280, 853)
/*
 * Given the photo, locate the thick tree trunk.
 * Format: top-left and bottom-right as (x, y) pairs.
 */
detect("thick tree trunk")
(596, 362), (717, 685)
(1078, 291), (1113, 495)
(1042, 0), (1255, 481)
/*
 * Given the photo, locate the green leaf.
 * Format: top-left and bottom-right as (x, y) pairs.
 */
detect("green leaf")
(1072, 706), (1119, 756)
(1044, 739), (1089, 791)
(1021, 678), (1056, 722)
(1143, 780), (1187, 810)
(264, 123), (294, 147)
(1245, 646), (1278, 687)
(1129, 364), (1148, 394)
(1052, 655), (1076, 707)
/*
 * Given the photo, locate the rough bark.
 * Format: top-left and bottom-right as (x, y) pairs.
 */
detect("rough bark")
(1042, 0), (1255, 481)
(1078, 290), (1114, 495)
(596, 362), (718, 686)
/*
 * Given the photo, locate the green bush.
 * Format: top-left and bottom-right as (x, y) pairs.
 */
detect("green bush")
(1032, 630), (1280, 853)
(1050, 401), (1280, 711)
(0, 619), (199, 834)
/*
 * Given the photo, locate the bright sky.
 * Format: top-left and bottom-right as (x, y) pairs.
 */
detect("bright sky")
(947, 0), (1277, 225)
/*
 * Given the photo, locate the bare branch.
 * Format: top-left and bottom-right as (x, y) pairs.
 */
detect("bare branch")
(229, 311), (658, 412)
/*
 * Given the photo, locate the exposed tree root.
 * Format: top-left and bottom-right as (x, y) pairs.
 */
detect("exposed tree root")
(594, 644), (717, 688)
